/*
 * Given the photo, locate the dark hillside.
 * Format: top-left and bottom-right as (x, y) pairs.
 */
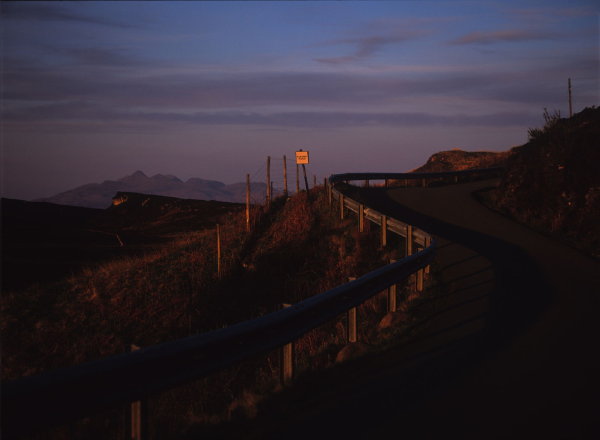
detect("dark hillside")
(107, 192), (244, 236)
(493, 107), (600, 257)
(1, 195), (243, 291)
(2, 188), (399, 437)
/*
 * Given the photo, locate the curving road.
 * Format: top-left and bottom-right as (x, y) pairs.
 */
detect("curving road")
(190, 179), (600, 440)
(381, 180), (600, 438)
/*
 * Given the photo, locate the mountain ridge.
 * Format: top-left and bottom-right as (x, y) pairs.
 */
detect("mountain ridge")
(35, 171), (268, 209)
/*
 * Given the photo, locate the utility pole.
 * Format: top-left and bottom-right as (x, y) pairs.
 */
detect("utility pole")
(283, 155), (288, 196)
(266, 156), (271, 206)
(245, 174), (250, 232)
(568, 78), (573, 118)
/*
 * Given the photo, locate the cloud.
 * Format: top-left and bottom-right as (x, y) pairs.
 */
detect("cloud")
(1, 3), (134, 28)
(3, 98), (538, 130)
(50, 46), (154, 68)
(3, 64), (504, 110)
(2, 59), (581, 117)
(450, 29), (560, 45)
(314, 30), (424, 64)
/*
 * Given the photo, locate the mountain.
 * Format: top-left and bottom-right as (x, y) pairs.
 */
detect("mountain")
(35, 171), (268, 208)
(411, 149), (511, 173)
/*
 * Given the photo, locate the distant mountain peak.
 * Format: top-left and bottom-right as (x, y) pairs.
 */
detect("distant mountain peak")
(152, 173), (183, 182)
(119, 170), (148, 182)
(35, 172), (268, 209)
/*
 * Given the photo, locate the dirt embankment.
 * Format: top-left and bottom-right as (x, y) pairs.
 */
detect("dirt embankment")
(411, 149), (511, 173)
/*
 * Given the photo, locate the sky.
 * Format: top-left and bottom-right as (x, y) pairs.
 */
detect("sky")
(1, 0), (598, 200)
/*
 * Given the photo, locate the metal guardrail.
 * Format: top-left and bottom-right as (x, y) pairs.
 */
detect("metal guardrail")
(2, 167), (501, 438)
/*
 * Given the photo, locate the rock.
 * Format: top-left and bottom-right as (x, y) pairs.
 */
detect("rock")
(377, 311), (408, 330)
(335, 342), (373, 363)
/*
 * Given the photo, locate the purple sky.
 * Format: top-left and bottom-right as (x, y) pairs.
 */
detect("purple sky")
(1, 0), (598, 200)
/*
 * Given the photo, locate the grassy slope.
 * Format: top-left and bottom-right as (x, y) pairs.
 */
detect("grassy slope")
(3, 188), (411, 438)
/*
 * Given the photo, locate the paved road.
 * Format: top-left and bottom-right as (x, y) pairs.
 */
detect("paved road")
(383, 180), (600, 438)
(190, 179), (600, 439)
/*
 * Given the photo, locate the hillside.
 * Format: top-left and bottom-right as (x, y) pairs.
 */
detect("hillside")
(3, 187), (409, 437)
(411, 149), (510, 173)
(1, 195), (243, 292)
(35, 170), (269, 208)
(492, 107), (600, 257)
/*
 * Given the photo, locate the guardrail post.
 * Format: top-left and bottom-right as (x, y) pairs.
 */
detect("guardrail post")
(358, 204), (365, 232)
(424, 236), (431, 275)
(130, 345), (147, 440)
(388, 260), (397, 313)
(405, 225), (413, 256)
(347, 277), (357, 343)
(280, 304), (294, 385)
(416, 268), (424, 292)
(380, 215), (387, 247)
(340, 194), (345, 220)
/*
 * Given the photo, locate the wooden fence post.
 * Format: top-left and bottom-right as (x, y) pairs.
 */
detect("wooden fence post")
(381, 215), (387, 247)
(245, 174), (250, 232)
(425, 236), (431, 275)
(216, 224), (222, 278)
(340, 194), (345, 220)
(280, 304), (294, 385)
(296, 164), (300, 193)
(358, 204), (364, 233)
(130, 345), (147, 440)
(416, 268), (424, 292)
(266, 156), (271, 206)
(388, 260), (397, 313)
(283, 155), (288, 196)
(347, 277), (357, 343)
(405, 225), (413, 256)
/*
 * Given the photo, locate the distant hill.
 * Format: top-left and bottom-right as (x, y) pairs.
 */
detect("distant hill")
(35, 171), (268, 209)
(493, 107), (600, 257)
(412, 149), (511, 173)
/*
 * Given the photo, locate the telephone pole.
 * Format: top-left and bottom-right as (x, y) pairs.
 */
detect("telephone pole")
(568, 78), (573, 118)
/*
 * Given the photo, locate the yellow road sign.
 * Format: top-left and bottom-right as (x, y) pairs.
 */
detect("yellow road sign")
(295, 150), (309, 164)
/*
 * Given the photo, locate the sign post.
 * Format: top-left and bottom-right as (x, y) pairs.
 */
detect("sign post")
(295, 150), (310, 194)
